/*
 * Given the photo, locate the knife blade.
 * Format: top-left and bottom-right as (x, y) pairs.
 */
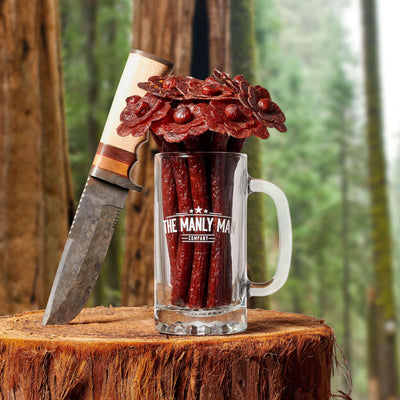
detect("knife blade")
(43, 50), (173, 325)
(42, 176), (128, 325)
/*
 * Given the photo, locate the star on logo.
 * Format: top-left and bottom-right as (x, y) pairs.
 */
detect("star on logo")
(189, 209), (194, 214)
(195, 206), (202, 214)
(204, 209), (208, 213)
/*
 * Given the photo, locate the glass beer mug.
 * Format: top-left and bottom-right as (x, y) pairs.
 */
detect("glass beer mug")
(154, 152), (292, 335)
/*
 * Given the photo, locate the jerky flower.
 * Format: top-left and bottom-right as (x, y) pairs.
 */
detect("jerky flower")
(137, 75), (186, 100)
(117, 93), (170, 137)
(206, 100), (269, 139)
(117, 69), (287, 146)
(242, 84), (287, 133)
(151, 102), (209, 143)
(212, 69), (287, 133)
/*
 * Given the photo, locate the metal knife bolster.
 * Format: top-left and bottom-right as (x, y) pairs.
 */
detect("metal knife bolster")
(90, 140), (147, 192)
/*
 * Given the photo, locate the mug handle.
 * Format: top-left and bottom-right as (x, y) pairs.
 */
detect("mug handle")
(247, 178), (292, 297)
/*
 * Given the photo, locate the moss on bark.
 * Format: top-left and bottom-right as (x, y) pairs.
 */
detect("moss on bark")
(362, 0), (398, 396)
(231, 0), (268, 309)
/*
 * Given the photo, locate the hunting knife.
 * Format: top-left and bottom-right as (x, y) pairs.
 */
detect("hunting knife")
(42, 50), (173, 325)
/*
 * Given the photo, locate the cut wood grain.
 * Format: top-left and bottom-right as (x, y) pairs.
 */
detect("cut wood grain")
(0, 307), (335, 399)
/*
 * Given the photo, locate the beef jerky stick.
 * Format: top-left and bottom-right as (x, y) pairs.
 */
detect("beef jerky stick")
(207, 134), (230, 308)
(185, 138), (211, 308)
(222, 137), (246, 304)
(152, 134), (180, 281)
(161, 158), (178, 280)
(227, 137), (246, 153)
(170, 157), (193, 306)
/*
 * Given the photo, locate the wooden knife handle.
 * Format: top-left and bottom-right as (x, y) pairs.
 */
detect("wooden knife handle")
(90, 50), (174, 191)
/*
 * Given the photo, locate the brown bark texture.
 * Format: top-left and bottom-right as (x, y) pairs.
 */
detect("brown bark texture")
(0, 0), (73, 314)
(361, 0), (399, 398)
(123, 0), (232, 307)
(231, 0), (269, 309)
(206, 0), (231, 73)
(122, 0), (197, 306)
(0, 307), (335, 399)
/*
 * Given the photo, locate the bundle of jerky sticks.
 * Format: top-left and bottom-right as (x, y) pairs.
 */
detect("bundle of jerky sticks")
(118, 70), (287, 308)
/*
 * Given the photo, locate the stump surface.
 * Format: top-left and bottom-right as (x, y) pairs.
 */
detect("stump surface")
(0, 307), (335, 399)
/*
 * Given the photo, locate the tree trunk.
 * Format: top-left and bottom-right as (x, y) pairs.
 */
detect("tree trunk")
(81, 0), (108, 307)
(0, 0), (73, 314)
(361, 0), (399, 398)
(0, 307), (335, 399)
(122, 0), (231, 306)
(207, 0), (231, 74)
(231, 0), (268, 309)
(340, 135), (351, 367)
(122, 0), (197, 306)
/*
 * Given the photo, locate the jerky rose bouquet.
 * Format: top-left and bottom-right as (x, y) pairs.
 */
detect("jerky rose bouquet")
(118, 70), (286, 310)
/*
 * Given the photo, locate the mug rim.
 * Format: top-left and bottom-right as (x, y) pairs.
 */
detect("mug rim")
(155, 151), (247, 159)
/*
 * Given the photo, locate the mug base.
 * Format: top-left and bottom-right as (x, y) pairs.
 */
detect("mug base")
(154, 305), (247, 336)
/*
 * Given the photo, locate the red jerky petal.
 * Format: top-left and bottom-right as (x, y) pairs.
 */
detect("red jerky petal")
(175, 76), (192, 97)
(117, 118), (152, 137)
(205, 76), (220, 86)
(238, 92), (249, 108)
(252, 123), (270, 139)
(120, 100), (170, 135)
(152, 103), (209, 138)
(121, 94), (162, 124)
(137, 81), (169, 98)
(239, 80), (250, 96)
(257, 102), (286, 124)
(207, 100), (260, 138)
(208, 117), (250, 138)
(150, 101), (171, 122)
(116, 124), (132, 137)
(211, 69), (239, 92)
(275, 122), (287, 133)
(255, 85), (271, 100)
(209, 100), (256, 131)
(225, 119), (268, 139)
(138, 76), (184, 99)
(247, 85), (258, 109)
(162, 130), (190, 143)
(233, 74), (247, 85)
(244, 85), (273, 114)
(187, 77), (235, 100)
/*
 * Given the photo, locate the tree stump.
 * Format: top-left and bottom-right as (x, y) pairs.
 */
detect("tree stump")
(0, 307), (335, 399)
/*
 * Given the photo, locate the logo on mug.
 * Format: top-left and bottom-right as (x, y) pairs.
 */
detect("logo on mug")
(163, 208), (231, 243)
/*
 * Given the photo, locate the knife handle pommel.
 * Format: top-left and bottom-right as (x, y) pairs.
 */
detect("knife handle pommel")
(90, 50), (174, 191)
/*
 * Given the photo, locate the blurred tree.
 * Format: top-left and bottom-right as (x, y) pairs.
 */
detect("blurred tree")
(123, 0), (231, 306)
(255, 0), (371, 395)
(0, 0), (74, 313)
(122, 0), (197, 306)
(60, 0), (132, 306)
(361, 0), (398, 398)
(231, 0), (269, 309)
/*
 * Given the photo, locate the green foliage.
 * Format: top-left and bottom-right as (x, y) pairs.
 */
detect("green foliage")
(60, 0), (132, 306)
(231, 0), (269, 309)
(61, 0), (132, 198)
(254, 0), (371, 397)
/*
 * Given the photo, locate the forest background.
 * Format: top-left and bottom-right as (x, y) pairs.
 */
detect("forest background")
(1, 0), (399, 399)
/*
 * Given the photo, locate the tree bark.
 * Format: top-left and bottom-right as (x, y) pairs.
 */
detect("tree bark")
(122, 0), (196, 306)
(231, 0), (268, 309)
(340, 135), (351, 368)
(207, 0), (231, 74)
(0, 0), (73, 314)
(0, 307), (335, 399)
(361, 0), (399, 398)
